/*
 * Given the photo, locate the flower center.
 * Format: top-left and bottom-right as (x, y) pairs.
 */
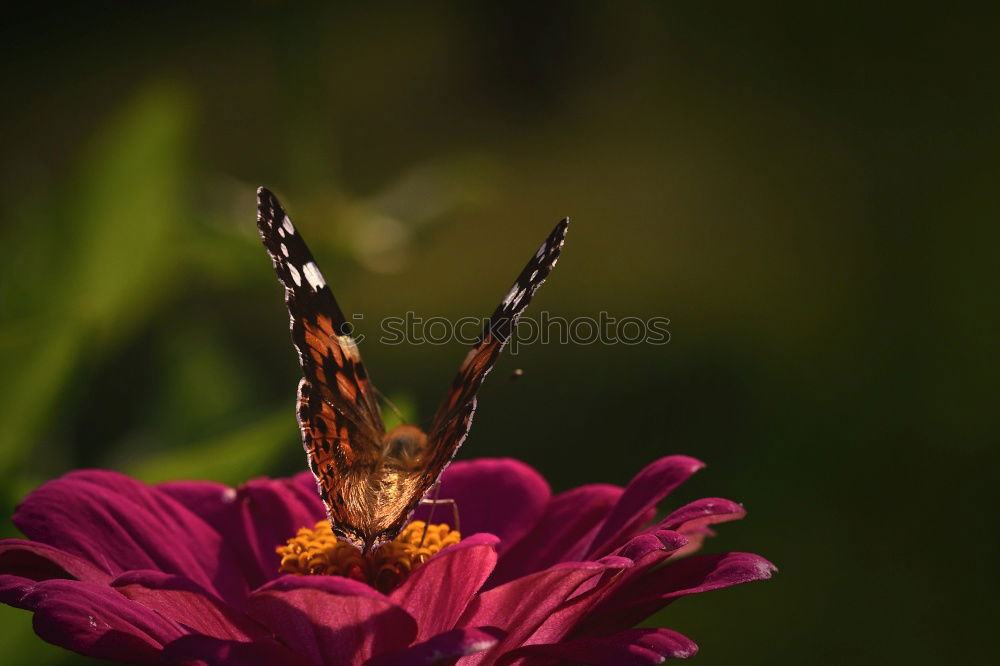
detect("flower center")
(276, 521), (461, 593)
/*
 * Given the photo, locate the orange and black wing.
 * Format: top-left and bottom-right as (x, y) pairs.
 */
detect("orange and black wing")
(256, 187), (384, 522)
(422, 218), (569, 489)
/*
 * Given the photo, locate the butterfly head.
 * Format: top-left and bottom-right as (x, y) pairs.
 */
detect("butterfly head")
(337, 523), (412, 556)
(332, 524), (372, 554)
(383, 424), (428, 470)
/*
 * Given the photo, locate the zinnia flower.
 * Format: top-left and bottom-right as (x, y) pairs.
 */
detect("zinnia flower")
(0, 456), (775, 664)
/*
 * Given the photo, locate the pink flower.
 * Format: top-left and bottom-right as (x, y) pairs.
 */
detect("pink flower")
(0, 456), (775, 665)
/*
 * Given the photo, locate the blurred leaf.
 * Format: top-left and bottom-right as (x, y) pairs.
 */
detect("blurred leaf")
(381, 392), (418, 432)
(70, 82), (192, 341)
(0, 82), (192, 478)
(152, 321), (256, 441)
(0, 327), (80, 474)
(127, 407), (296, 485)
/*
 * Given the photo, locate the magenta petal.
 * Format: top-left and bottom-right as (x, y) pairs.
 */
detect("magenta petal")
(232, 477), (328, 589)
(616, 530), (689, 566)
(367, 626), (504, 666)
(459, 561), (619, 665)
(163, 475), (328, 591)
(156, 480), (241, 535)
(491, 483), (624, 587)
(642, 551), (777, 600)
(390, 533), (499, 640)
(13, 470), (247, 604)
(659, 498), (748, 558)
(0, 539), (112, 582)
(412, 458), (550, 554)
(497, 627), (698, 665)
(162, 634), (313, 666)
(22, 579), (186, 664)
(0, 537), (119, 610)
(660, 497), (746, 532)
(293, 469), (322, 496)
(598, 532), (692, 609)
(588, 456), (705, 557)
(0, 575), (36, 607)
(161, 475), (327, 591)
(512, 555), (634, 651)
(585, 552), (777, 634)
(0, 539), (112, 606)
(249, 575), (417, 666)
(156, 480), (248, 577)
(113, 570), (267, 641)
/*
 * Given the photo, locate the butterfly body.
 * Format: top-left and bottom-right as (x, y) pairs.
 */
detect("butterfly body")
(257, 187), (567, 553)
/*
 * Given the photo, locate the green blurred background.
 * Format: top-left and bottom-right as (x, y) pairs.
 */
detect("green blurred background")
(1, 2), (996, 664)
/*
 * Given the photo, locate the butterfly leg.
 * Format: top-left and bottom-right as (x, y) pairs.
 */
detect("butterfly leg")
(418, 499), (461, 548)
(418, 485), (461, 547)
(419, 498), (461, 533)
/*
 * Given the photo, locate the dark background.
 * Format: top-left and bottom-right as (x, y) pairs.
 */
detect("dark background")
(1, 2), (996, 664)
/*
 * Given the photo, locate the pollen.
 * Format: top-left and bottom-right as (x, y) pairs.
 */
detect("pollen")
(276, 521), (461, 593)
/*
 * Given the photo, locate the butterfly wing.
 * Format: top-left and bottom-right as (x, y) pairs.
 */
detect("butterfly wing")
(257, 187), (385, 544)
(419, 217), (570, 496)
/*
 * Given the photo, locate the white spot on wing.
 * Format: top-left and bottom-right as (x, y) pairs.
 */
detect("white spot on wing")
(280, 243), (289, 257)
(530, 269), (538, 281)
(338, 335), (359, 358)
(502, 284), (520, 306)
(287, 263), (302, 286)
(282, 215), (295, 235)
(303, 261), (326, 290)
(535, 242), (546, 258)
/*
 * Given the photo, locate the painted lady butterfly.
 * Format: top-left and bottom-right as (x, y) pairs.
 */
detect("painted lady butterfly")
(257, 187), (568, 552)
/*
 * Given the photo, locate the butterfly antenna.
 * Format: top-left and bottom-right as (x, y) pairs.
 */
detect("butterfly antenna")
(375, 387), (408, 425)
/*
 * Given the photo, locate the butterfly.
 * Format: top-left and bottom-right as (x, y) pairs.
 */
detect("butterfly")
(257, 187), (568, 553)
